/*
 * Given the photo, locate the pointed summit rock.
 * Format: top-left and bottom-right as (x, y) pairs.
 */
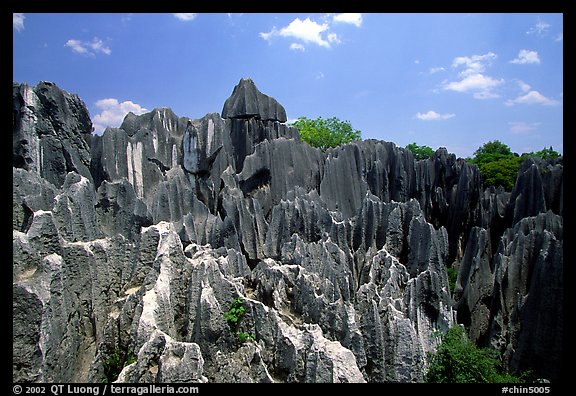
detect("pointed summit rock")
(222, 78), (287, 122)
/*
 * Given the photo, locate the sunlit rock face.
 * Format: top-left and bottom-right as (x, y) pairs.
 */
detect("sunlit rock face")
(12, 79), (563, 383)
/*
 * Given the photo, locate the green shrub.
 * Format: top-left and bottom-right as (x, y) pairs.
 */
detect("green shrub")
(447, 267), (458, 294)
(224, 297), (247, 330)
(102, 348), (137, 382)
(236, 331), (256, 343)
(426, 326), (523, 383)
(224, 297), (255, 345)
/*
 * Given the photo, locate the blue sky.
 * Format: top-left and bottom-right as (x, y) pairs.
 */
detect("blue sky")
(13, 13), (563, 158)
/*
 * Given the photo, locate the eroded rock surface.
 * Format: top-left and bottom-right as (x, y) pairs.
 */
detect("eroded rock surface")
(13, 79), (563, 383)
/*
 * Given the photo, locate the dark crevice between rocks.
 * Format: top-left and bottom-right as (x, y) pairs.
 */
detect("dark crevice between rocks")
(239, 242), (260, 271)
(423, 301), (440, 324)
(62, 146), (75, 174)
(456, 302), (472, 328)
(255, 281), (275, 310)
(95, 197), (115, 214)
(13, 138), (29, 169)
(216, 195), (228, 221)
(239, 168), (271, 199)
(243, 277), (258, 301)
(20, 203), (34, 234)
(270, 367), (289, 383)
(194, 177), (218, 213)
(147, 157), (170, 175)
(230, 120), (249, 173)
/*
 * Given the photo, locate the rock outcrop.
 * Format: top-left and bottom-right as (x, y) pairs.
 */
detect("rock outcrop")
(222, 78), (287, 123)
(13, 81), (93, 188)
(12, 78), (563, 383)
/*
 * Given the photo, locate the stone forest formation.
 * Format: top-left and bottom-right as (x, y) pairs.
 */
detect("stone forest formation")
(13, 78), (563, 383)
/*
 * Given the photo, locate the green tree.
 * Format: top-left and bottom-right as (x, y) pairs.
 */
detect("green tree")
(479, 156), (523, 191)
(426, 326), (523, 383)
(406, 142), (434, 160)
(469, 140), (513, 167)
(292, 116), (361, 151)
(467, 141), (516, 190)
(473, 140), (513, 157)
(468, 141), (561, 191)
(531, 146), (560, 160)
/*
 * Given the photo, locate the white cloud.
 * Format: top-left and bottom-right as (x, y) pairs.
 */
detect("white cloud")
(315, 71), (325, 80)
(452, 52), (497, 77)
(281, 17), (330, 47)
(429, 67), (445, 74)
(260, 17), (344, 49)
(555, 32), (563, 42)
(173, 13), (197, 22)
(443, 52), (503, 99)
(90, 38), (112, 55)
(65, 39), (89, 54)
(332, 13), (363, 27)
(416, 110), (455, 121)
(444, 73), (503, 99)
(505, 90), (559, 106)
(527, 20), (550, 36)
(508, 121), (541, 134)
(506, 80), (560, 106)
(516, 80), (532, 93)
(92, 98), (148, 134)
(259, 30), (274, 41)
(510, 50), (540, 64)
(13, 13), (25, 31)
(327, 32), (341, 44)
(121, 14), (133, 23)
(65, 37), (111, 56)
(290, 43), (305, 51)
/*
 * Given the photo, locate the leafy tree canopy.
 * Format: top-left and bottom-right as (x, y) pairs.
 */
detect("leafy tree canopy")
(292, 116), (361, 151)
(467, 140), (561, 191)
(478, 156), (523, 191)
(473, 140), (513, 157)
(469, 140), (513, 167)
(406, 142), (434, 160)
(532, 146), (560, 160)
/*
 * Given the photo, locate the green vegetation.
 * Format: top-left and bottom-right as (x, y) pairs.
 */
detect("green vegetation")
(532, 146), (561, 160)
(236, 331), (256, 343)
(447, 267), (458, 294)
(477, 156), (524, 191)
(406, 142), (435, 160)
(466, 140), (561, 191)
(292, 116), (361, 151)
(102, 348), (137, 382)
(472, 140), (513, 158)
(224, 297), (255, 345)
(426, 326), (524, 383)
(224, 297), (247, 329)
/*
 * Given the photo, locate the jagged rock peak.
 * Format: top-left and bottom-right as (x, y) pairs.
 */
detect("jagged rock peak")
(13, 81), (93, 188)
(222, 78), (287, 123)
(120, 107), (188, 137)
